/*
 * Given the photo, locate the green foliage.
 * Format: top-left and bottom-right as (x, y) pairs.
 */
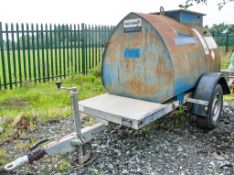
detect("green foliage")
(58, 160), (71, 173)
(179, 0), (207, 9)
(224, 94), (234, 101)
(179, 0), (234, 10)
(89, 64), (102, 77)
(206, 23), (234, 37)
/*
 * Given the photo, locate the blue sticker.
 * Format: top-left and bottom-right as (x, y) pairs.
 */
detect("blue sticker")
(124, 48), (140, 58)
(174, 37), (197, 45)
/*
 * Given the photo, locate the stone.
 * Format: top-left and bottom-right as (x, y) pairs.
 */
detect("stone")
(219, 160), (231, 168)
(0, 115), (11, 125)
(108, 164), (114, 169)
(12, 112), (24, 128)
(210, 161), (215, 167)
(0, 126), (4, 134)
(54, 173), (62, 175)
(0, 117), (4, 124)
(214, 155), (225, 161)
(122, 169), (128, 174)
(177, 145), (183, 152)
(114, 149), (121, 154)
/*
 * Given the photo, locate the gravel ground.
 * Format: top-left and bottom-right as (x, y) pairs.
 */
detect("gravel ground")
(1, 102), (234, 175)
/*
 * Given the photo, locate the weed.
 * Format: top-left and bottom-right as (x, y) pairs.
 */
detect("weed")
(224, 94), (234, 101)
(91, 165), (105, 175)
(58, 160), (71, 173)
(16, 141), (31, 152)
(89, 64), (102, 77)
(85, 119), (96, 126)
(0, 149), (9, 165)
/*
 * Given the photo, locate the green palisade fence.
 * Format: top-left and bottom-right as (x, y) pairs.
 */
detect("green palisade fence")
(212, 32), (234, 52)
(1, 22), (233, 90)
(0, 22), (114, 89)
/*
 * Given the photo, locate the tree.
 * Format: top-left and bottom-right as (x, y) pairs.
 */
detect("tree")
(179, 0), (234, 10)
(206, 23), (234, 34)
(227, 24), (234, 33)
(209, 23), (228, 33)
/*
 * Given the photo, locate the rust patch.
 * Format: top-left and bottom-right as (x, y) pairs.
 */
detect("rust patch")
(154, 55), (174, 85)
(126, 78), (159, 97)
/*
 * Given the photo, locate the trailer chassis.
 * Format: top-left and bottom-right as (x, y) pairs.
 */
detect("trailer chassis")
(4, 82), (208, 172)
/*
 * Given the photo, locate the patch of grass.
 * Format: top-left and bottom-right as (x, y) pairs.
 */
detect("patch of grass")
(224, 94), (234, 101)
(0, 149), (9, 165)
(220, 50), (231, 70)
(0, 48), (104, 87)
(15, 141), (31, 152)
(84, 118), (97, 126)
(58, 160), (72, 173)
(0, 66), (105, 141)
(220, 49), (234, 101)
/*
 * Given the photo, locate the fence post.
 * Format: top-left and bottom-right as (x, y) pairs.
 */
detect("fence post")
(49, 24), (54, 80)
(95, 25), (98, 66)
(0, 22), (7, 89)
(16, 23), (22, 86)
(31, 24), (37, 83)
(77, 24), (81, 73)
(85, 24), (88, 74)
(212, 32), (214, 37)
(58, 25), (62, 78)
(6, 23), (13, 89)
(54, 24), (58, 78)
(81, 23), (85, 75)
(10, 24), (17, 87)
(36, 24), (41, 82)
(62, 24), (66, 78)
(21, 23), (27, 81)
(26, 23), (32, 81)
(41, 24), (46, 82)
(45, 24), (50, 81)
(225, 32), (229, 52)
(74, 24), (77, 73)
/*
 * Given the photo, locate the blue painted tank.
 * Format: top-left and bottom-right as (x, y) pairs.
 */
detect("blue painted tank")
(102, 9), (220, 103)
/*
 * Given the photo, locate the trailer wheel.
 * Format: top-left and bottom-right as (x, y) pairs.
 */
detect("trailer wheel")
(196, 84), (223, 129)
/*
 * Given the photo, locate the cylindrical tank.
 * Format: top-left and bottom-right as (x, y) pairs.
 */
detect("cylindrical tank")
(102, 11), (220, 103)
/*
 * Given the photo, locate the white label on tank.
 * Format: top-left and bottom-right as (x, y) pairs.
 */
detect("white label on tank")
(211, 50), (215, 60)
(204, 36), (218, 49)
(124, 18), (142, 28)
(192, 28), (209, 55)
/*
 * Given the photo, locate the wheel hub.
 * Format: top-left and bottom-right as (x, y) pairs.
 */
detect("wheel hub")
(211, 93), (221, 122)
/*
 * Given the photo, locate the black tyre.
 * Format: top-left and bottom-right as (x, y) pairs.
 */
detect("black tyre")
(196, 84), (223, 129)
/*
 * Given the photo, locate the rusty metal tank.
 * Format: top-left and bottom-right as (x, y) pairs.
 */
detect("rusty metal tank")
(102, 9), (220, 103)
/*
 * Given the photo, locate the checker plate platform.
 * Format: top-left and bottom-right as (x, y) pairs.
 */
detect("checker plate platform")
(79, 93), (167, 129)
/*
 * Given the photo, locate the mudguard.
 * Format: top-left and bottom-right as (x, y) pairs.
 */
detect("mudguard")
(192, 72), (230, 117)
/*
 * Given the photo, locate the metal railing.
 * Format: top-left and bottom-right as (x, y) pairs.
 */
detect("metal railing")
(0, 22), (114, 89)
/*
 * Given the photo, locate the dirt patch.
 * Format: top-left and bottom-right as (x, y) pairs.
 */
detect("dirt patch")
(0, 97), (27, 109)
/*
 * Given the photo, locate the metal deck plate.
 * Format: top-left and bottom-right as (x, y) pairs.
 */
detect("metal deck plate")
(79, 93), (165, 129)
